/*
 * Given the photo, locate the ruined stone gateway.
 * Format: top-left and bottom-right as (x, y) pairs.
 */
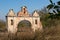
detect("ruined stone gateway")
(6, 6), (43, 33)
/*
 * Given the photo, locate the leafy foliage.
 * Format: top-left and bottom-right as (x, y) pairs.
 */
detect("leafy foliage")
(49, 0), (53, 4)
(47, 0), (60, 14)
(47, 4), (54, 10)
(57, 1), (60, 5)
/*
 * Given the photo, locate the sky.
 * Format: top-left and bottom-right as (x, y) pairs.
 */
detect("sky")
(0, 0), (60, 20)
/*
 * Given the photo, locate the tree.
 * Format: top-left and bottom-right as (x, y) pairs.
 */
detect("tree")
(47, 0), (60, 14)
(57, 1), (60, 5)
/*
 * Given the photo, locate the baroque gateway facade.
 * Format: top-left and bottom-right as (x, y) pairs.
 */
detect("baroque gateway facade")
(6, 6), (43, 33)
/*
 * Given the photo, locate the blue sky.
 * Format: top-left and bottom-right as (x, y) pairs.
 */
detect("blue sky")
(0, 0), (60, 20)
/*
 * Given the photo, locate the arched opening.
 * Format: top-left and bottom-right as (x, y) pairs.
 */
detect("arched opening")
(17, 20), (32, 32)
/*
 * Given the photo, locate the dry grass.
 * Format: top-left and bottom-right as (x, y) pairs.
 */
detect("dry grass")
(0, 32), (35, 40)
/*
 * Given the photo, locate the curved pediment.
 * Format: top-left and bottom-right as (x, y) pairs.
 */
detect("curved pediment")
(33, 11), (39, 17)
(6, 9), (16, 17)
(17, 6), (29, 16)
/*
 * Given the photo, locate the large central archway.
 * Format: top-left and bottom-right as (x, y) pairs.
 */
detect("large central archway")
(17, 20), (32, 32)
